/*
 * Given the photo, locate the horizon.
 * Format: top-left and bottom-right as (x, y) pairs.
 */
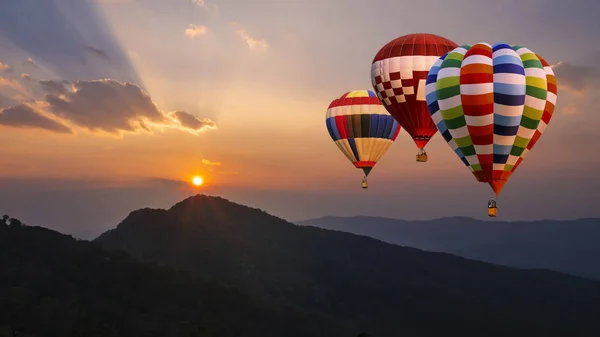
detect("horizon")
(2, 0), (600, 236)
(5, 192), (599, 241)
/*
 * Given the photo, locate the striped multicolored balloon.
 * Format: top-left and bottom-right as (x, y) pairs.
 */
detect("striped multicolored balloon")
(510, 55), (558, 172)
(325, 90), (400, 182)
(425, 43), (557, 197)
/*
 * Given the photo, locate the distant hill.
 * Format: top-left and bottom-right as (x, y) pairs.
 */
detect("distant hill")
(95, 194), (600, 337)
(297, 216), (600, 280)
(0, 217), (352, 337)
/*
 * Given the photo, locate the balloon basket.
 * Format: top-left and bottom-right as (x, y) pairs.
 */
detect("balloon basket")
(416, 154), (428, 162)
(487, 198), (497, 217)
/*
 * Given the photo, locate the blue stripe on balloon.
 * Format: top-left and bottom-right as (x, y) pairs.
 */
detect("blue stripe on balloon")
(427, 100), (440, 116)
(494, 114), (522, 127)
(493, 82), (526, 96)
(494, 144), (513, 155)
(460, 156), (470, 167)
(492, 43), (512, 52)
(382, 115), (393, 138)
(326, 118), (336, 140)
(328, 118), (341, 140)
(493, 55), (523, 67)
(348, 138), (360, 161)
(370, 114), (380, 137)
(441, 128), (452, 143)
(375, 115), (385, 138)
(494, 93), (525, 106)
(493, 153), (509, 163)
(493, 63), (525, 75)
(494, 124), (520, 136)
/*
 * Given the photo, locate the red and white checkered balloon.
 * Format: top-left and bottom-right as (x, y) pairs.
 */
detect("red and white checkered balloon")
(371, 33), (458, 153)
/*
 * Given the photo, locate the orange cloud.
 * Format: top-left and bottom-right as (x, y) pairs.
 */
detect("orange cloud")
(26, 57), (38, 68)
(0, 76), (25, 92)
(0, 61), (11, 72)
(232, 23), (268, 52)
(185, 24), (208, 39)
(202, 159), (222, 166)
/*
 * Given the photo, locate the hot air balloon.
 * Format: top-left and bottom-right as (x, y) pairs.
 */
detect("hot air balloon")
(371, 33), (458, 162)
(511, 55), (557, 172)
(425, 43), (557, 217)
(325, 89), (401, 189)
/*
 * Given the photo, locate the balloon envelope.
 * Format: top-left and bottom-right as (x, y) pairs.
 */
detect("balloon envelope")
(325, 90), (400, 176)
(425, 43), (557, 197)
(371, 33), (458, 151)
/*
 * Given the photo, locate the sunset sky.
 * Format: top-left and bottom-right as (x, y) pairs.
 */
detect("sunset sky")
(1, 0), (599, 237)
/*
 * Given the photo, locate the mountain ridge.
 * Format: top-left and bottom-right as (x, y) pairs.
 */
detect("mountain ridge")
(298, 215), (600, 280)
(298, 215), (600, 224)
(1, 216), (352, 337)
(94, 194), (600, 337)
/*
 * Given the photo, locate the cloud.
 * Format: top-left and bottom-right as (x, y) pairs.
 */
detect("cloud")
(21, 73), (31, 81)
(0, 76), (26, 92)
(38, 78), (215, 135)
(550, 62), (600, 115)
(171, 110), (215, 134)
(0, 104), (72, 133)
(145, 177), (190, 188)
(202, 159), (222, 166)
(39, 79), (70, 96)
(552, 62), (600, 93)
(191, 0), (206, 7)
(232, 23), (268, 52)
(84, 45), (110, 61)
(0, 61), (12, 73)
(185, 24), (209, 39)
(0, 1), (142, 84)
(0, 93), (19, 109)
(26, 57), (38, 68)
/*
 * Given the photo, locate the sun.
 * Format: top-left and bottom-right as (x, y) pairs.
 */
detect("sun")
(192, 176), (204, 187)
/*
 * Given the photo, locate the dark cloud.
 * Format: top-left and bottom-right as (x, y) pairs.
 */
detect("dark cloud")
(552, 62), (600, 92)
(146, 177), (190, 188)
(40, 79), (215, 135)
(42, 79), (164, 133)
(39, 79), (70, 96)
(84, 45), (110, 61)
(0, 104), (72, 133)
(0, 0), (141, 84)
(172, 110), (215, 131)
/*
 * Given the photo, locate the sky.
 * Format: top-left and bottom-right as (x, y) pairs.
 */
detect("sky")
(0, 0), (599, 238)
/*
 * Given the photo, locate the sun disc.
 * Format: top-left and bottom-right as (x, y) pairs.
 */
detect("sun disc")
(192, 176), (203, 186)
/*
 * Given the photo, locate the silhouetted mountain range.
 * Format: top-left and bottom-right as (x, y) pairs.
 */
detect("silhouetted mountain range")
(0, 216), (349, 337)
(95, 195), (600, 336)
(3, 195), (600, 337)
(297, 216), (600, 280)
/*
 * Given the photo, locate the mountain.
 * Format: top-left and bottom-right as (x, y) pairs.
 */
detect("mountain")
(95, 195), (600, 337)
(297, 216), (600, 280)
(0, 217), (353, 337)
